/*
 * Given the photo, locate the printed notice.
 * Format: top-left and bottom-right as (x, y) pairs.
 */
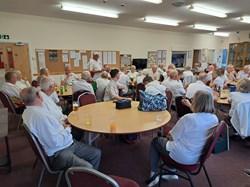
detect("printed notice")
(38, 52), (46, 69)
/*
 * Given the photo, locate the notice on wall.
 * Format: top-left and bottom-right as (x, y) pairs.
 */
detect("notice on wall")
(38, 52), (46, 69)
(103, 52), (108, 64)
(70, 51), (76, 58)
(82, 55), (88, 69)
(74, 59), (79, 67)
(62, 53), (69, 63)
(112, 52), (116, 64)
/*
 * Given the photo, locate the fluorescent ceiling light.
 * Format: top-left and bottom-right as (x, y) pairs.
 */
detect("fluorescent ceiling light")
(141, 0), (162, 4)
(193, 24), (217, 31)
(61, 4), (119, 18)
(144, 17), (179, 26)
(240, 17), (250, 24)
(213, 32), (230, 37)
(189, 5), (227, 18)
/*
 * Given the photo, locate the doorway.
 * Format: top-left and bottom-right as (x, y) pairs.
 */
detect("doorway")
(0, 42), (31, 82)
(192, 50), (201, 68)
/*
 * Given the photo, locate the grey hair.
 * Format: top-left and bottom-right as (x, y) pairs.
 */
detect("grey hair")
(40, 68), (48, 75)
(40, 77), (54, 91)
(191, 90), (214, 113)
(20, 87), (38, 106)
(101, 71), (109, 79)
(198, 72), (207, 82)
(236, 78), (250, 93)
(184, 66), (191, 71)
(13, 70), (21, 76)
(81, 71), (91, 80)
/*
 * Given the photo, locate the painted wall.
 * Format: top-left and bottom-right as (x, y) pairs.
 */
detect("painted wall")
(0, 11), (228, 83)
(229, 31), (250, 43)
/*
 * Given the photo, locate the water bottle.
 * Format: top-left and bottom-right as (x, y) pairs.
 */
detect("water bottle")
(60, 85), (64, 94)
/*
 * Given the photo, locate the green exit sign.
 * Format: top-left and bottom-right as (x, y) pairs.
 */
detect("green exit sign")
(0, 35), (10, 40)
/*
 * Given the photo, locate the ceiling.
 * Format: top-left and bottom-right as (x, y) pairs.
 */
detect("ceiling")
(1, 0), (250, 34)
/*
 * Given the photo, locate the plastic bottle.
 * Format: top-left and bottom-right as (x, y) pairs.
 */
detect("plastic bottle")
(60, 85), (64, 94)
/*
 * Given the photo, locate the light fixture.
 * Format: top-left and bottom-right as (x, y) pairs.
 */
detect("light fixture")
(189, 5), (227, 18)
(240, 17), (250, 24)
(213, 32), (230, 37)
(144, 17), (179, 26)
(193, 24), (217, 31)
(61, 4), (119, 18)
(141, 0), (162, 4)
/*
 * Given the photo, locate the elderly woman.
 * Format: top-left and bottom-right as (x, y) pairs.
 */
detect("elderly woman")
(146, 90), (218, 187)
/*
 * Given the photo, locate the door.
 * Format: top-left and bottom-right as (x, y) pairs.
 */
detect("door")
(192, 50), (200, 68)
(0, 42), (31, 82)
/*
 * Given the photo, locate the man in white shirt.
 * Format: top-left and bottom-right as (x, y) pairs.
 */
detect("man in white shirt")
(162, 70), (186, 102)
(225, 64), (237, 81)
(183, 66), (193, 77)
(185, 72), (214, 99)
(14, 70), (31, 90)
(237, 65), (249, 80)
(61, 64), (79, 86)
(72, 71), (94, 95)
(210, 69), (224, 90)
(95, 71), (110, 102)
(148, 65), (161, 81)
(88, 52), (103, 81)
(103, 69), (132, 101)
(206, 65), (214, 81)
(157, 63), (165, 75)
(136, 69), (149, 84)
(118, 67), (132, 95)
(143, 76), (166, 96)
(127, 65), (138, 81)
(20, 87), (101, 171)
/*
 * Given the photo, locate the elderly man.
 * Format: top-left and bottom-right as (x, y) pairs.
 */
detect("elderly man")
(118, 67), (132, 96)
(1, 71), (25, 113)
(185, 72), (214, 99)
(14, 70), (31, 90)
(225, 64), (237, 81)
(20, 87), (101, 170)
(148, 65), (161, 81)
(205, 65), (214, 81)
(157, 63), (165, 75)
(72, 71), (94, 95)
(162, 70), (186, 102)
(237, 65), (249, 80)
(143, 76), (166, 96)
(95, 71), (110, 102)
(103, 69), (132, 101)
(128, 65), (138, 81)
(61, 64), (79, 86)
(88, 52), (103, 81)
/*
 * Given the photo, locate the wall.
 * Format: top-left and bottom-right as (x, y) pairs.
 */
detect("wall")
(0, 11), (229, 83)
(229, 31), (250, 43)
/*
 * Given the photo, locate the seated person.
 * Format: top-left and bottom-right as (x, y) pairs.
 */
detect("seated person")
(210, 69), (224, 90)
(72, 71), (94, 95)
(146, 91), (218, 187)
(20, 87), (101, 171)
(143, 76), (166, 96)
(1, 71), (25, 113)
(237, 65), (249, 81)
(162, 70), (186, 102)
(61, 64), (79, 86)
(103, 69), (132, 101)
(185, 72), (214, 99)
(127, 65), (138, 82)
(182, 66), (193, 77)
(224, 78), (250, 126)
(95, 71), (110, 102)
(225, 64), (237, 82)
(37, 68), (50, 86)
(118, 67), (133, 96)
(157, 63), (165, 75)
(192, 62), (202, 73)
(14, 70), (31, 90)
(136, 69), (149, 84)
(205, 65), (214, 81)
(148, 65), (161, 81)
(167, 63), (176, 70)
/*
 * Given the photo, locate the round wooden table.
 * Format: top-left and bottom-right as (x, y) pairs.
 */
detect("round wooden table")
(68, 101), (171, 135)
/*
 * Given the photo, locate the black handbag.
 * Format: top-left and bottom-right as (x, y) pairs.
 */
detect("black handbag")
(115, 100), (131, 109)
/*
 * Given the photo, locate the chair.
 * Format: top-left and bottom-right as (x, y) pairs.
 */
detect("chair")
(65, 167), (140, 187)
(206, 80), (211, 86)
(72, 90), (90, 102)
(0, 91), (22, 130)
(165, 90), (173, 112)
(158, 122), (225, 187)
(0, 108), (11, 172)
(31, 80), (38, 87)
(135, 83), (145, 101)
(22, 123), (63, 187)
(175, 96), (192, 118)
(77, 92), (98, 145)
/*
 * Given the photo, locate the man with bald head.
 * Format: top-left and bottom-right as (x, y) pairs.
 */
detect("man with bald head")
(162, 70), (186, 102)
(20, 87), (101, 170)
(72, 71), (94, 95)
(185, 72), (214, 99)
(148, 65), (160, 81)
(95, 71), (110, 102)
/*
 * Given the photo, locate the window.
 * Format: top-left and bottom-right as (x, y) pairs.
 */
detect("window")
(171, 51), (187, 68)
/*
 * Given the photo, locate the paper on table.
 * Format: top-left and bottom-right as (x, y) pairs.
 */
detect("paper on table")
(38, 52), (46, 69)
(74, 59), (80, 67)
(62, 53), (69, 62)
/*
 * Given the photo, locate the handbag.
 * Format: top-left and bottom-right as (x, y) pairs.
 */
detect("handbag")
(138, 90), (167, 111)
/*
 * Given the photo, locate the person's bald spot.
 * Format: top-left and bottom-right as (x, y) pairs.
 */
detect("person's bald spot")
(152, 65), (157, 73)
(169, 70), (178, 80)
(167, 69), (174, 77)
(101, 71), (109, 79)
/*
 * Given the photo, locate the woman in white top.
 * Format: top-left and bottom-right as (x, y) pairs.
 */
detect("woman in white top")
(210, 69), (224, 90)
(146, 90), (218, 187)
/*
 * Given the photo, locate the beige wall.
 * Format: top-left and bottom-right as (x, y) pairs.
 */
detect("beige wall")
(229, 31), (250, 43)
(0, 11), (229, 82)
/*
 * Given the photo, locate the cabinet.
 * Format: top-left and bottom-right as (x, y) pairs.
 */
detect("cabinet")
(228, 42), (250, 69)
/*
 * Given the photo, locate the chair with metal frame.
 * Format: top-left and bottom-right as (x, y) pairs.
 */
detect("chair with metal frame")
(0, 90), (23, 130)
(22, 123), (63, 187)
(158, 122), (225, 187)
(0, 108), (12, 172)
(65, 167), (140, 187)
